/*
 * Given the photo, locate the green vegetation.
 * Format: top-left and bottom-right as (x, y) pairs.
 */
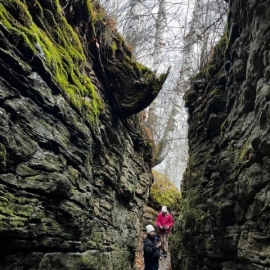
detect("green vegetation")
(86, 0), (106, 26)
(86, 0), (162, 98)
(123, 53), (154, 80)
(209, 87), (219, 98)
(110, 41), (118, 55)
(149, 171), (181, 212)
(82, 252), (101, 267)
(238, 140), (250, 163)
(0, 143), (6, 169)
(192, 64), (215, 81)
(177, 187), (206, 231)
(217, 34), (228, 51)
(191, 33), (227, 83)
(183, 207), (206, 228)
(0, 192), (34, 218)
(209, 85), (225, 98)
(152, 72), (168, 95)
(0, 0), (103, 122)
(0, 0), (164, 122)
(134, 62), (152, 76)
(0, 191), (34, 231)
(220, 119), (228, 132)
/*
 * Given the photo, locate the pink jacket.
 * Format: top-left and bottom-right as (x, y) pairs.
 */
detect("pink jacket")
(156, 212), (174, 234)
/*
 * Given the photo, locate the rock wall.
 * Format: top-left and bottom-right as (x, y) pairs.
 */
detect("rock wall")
(0, 1), (167, 269)
(171, 0), (270, 269)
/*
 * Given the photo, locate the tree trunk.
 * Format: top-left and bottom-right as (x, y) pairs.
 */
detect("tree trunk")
(147, 0), (167, 138)
(152, 0), (167, 70)
(199, 0), (211, 69)
(150, 0), (192, 168)
(152, 96), (182, 166)
(124, 0), (141, 51)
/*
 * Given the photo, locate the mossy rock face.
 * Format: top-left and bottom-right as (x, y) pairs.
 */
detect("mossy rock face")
(0, 0), (103, 123)
(0, 0), (164, 269)
(149, 170), (181, 212)
(171, 1), (270, 269)
(0, 143), (6, 169)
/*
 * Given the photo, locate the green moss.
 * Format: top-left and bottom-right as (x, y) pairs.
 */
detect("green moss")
(209, 86), (224, 98)
(9, 216), (27, 229)
(184, 208), (205, 228)
(135, 62), (152, 75)
(4, 0), (33, 27)
(0, 204), (13, 216)
(0, 143), (6, 167)
(192, 65), (215, 81)
(91, 232), (104, 242)
(115, 32), (125, 47)
(32, 0), (43, 16)
(183, 90), (190, 101)
(123, 53), (155, 84)
(0, 192), (34, 218)
(212, 34), (228, 58)
(110, 41), (117, 55)
(149, 171), (181, 211)
(82, 251), (101, 267)
(209, 88), (219, 98)
(218, 34), (228, 50)
(238, 140), (250, 163)
(0, 0), (103, 122)
(86, 0), (94, 18)
(220, 119), (228, 132)
(190, 33), (228, 84)
(85, 0), (105, 34)
(153, 73), (168, 94)
(0, 191), (35, 232)
(177, 187), (203, 228)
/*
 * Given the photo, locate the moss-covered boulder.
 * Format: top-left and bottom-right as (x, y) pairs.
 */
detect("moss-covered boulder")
(149, 171), (181, 212)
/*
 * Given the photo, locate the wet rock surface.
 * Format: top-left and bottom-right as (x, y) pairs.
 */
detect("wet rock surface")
(0, 0), (166, 269)
(171, 0), (270, 269)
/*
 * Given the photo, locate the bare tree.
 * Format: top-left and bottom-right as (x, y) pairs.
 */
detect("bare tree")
(99, 0), (228, 187)
(147, 0), (168, 139)
(124, 0), (142, 51)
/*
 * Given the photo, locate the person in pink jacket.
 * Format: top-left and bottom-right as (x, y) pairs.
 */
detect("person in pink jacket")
(156, 206), (174, 258)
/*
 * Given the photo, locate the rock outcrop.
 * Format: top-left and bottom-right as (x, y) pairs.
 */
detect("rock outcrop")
(0, 0), (168, 269)
(171, 0), (270, 269)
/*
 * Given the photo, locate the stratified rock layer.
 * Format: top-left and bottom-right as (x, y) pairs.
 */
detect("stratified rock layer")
(0, 0), (165, 269)
(171, 0), (270, 269)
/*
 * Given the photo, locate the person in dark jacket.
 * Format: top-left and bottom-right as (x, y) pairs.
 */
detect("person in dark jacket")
(143, 224), (162, 270)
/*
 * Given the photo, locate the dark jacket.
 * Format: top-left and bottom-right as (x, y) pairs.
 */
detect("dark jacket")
(143, 235), (160, 261)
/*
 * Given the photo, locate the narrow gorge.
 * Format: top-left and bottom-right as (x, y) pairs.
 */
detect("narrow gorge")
(1, 0), (270, 270)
